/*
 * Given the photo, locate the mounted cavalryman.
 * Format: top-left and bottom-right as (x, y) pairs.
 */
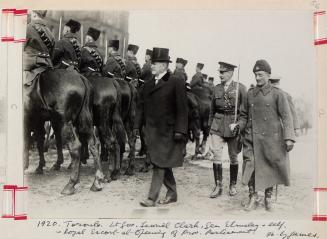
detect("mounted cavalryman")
(79, 27), (103, 76)
(102, 39), (126, 78)
(24, 10), (55, 87)
(52, 19), (82, 71)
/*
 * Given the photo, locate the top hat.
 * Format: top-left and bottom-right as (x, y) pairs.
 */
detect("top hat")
(152, 47), (172, 63)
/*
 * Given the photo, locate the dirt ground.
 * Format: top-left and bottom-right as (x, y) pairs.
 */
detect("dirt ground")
(25, 130), (314, 219)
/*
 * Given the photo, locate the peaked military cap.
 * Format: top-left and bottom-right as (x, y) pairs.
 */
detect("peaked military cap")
(218, 61), (237, 72)
(108, 40), (119, 49)
(253, 59), (271, 74)
(33, 10), (47, 18)
(208, 77), (214, 81)
(152, 47), (171, 63)
(127, 44), (139, 55)
(65, 19), (81, 33)
(86, 27), (101, 41)
(269, 75), (281, 83)
(203, 74), (208, 79)
(146, 49), (153, 56)
(197, 63), (204, 70)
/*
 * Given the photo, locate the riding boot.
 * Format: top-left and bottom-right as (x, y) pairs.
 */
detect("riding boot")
(229, 164), (238, 196)
(265, 187), (274, 212)
(210, 163), (223, 198)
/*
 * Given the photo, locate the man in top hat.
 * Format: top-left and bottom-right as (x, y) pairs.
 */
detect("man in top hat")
(124, 44), (141, 82)
(134, 47), (188, 207)
(174, 58), (188, 82)
(80, 27), (103, 76)
(24, 10), (55, 86)
(269, 76), (300, 137)
(52, 19), (81, 70)
(102, 40), (126, 78)
(190, 63), (204, 88)
(208, 61), (247, 199)
(232, 59), (295, 211)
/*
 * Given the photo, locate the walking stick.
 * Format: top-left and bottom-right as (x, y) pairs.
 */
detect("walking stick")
(275, 185), (278, 202)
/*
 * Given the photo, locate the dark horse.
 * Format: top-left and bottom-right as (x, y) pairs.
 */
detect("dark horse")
(82, 74), (125, 181)
(116, 78), (138, 176)
(24, 68), (103, 195)
(187, 85), (212, 158)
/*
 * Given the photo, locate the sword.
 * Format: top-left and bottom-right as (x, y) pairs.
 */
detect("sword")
(80, 25), (84, 46)
(234, 63), (240, 124)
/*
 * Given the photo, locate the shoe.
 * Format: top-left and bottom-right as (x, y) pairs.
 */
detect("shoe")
(140, 199), (155, 207)
(243, 193), (259, 211)
(158, 197), (177, 205)
(265, 197), (273, 212)
(229, 184), (237, 196)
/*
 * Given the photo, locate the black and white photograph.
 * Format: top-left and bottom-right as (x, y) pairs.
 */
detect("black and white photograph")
(22, 9), (315, 219)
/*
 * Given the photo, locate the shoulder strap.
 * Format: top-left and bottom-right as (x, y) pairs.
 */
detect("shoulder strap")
(32, 24), (54, 53)
(83, 46), (102, 66)
(69, 38), (81, 61)
(113, 55), (126, 76)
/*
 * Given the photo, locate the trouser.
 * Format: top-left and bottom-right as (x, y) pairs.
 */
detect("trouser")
(210, 134), (239, 165)
(148, 165), (177, 202)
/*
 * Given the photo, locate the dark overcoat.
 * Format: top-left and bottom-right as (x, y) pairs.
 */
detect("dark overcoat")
(135, 71), (188, 168)
(238, 83), (295, 191)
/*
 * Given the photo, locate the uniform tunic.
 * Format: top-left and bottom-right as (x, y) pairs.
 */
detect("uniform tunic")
(238, 83), (295, 191)
(102, 52), (126, 78)
(80, 42), (103, 76)
(125, 55), (141, 81)
(208, 81), (247, 163)
(140, 61), (153, 82)
(52, 32), (81, 69)
(173, 68), (188, 82)
(190, 72), (203, 88)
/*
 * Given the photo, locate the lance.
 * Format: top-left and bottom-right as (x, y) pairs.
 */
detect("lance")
(234, 63), (240, 123)
(104, 39), (108, 63)
(122, 36), (126, 59)
(81, 25), (84, 46)
(58, 16), (62, 40)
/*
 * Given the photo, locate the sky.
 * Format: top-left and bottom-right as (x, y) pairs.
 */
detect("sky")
(128, 10), (316, 100)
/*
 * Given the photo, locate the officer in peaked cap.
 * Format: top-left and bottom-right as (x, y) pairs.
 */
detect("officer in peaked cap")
(234, 59), (295, 212)
(52, 19), (82, 70)
(79, 27), (103, 76)
(269, 75), (300, 136)
(140, 49), (153, 82)
(102, 40), (126, 78)
(134, 47), (188, 207)
(124, 44), (141, 82)
(208, 61), (247, 199)
(190, 62), (204, 88)
(174, 57), (188, 82)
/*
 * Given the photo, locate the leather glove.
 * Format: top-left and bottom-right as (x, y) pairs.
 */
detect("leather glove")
(174, 132), (185, 141)
(229, 123), (240, 136)
(285, 140), (294, 152)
